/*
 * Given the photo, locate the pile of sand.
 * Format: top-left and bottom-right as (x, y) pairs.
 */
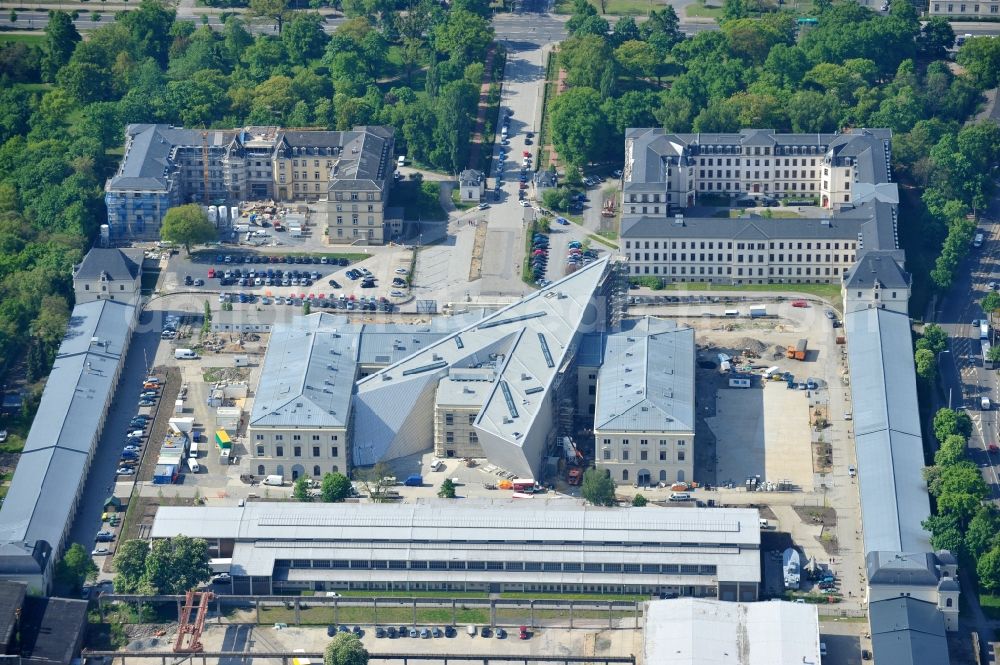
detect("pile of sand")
(735, 337), (767, 354)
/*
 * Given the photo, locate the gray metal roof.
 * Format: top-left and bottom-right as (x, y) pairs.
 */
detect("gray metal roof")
(353, 258), (613, 475)
(644, 599), (820, 665)
(107, 124), (234, 191)
(152, 500), (762, 583)
(73, 248), (143, 282)
(869, 597), (949, 665)
(595, 318), (695, 433)
(249, 313), (484, 429)
(621, 202), (894, 251)
(0, 300), (134, 557)
(846, 307), (931, 555)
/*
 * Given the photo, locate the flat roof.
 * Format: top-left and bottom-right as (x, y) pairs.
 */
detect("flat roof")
(152, 499), (760, 544)
(644, 598), (820, 665)
(152, 501), (762, 583)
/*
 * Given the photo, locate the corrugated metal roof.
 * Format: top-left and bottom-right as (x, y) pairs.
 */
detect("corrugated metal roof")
(644, 598), (820, 665)
(595, 318), (695, 433)
(846, 307), (930, 555)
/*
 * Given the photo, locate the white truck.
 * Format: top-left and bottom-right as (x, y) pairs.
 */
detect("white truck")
(263, 474), (284, 486)
(981, 321), (990, 340)
(175, 349), (198, 360)
(186, 457), (200, 473)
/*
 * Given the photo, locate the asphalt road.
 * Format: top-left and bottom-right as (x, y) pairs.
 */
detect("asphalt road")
(65, 308), (162, 558)
(936, 185), (1000, 498)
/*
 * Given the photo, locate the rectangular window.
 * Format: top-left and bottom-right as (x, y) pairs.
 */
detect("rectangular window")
(331, 447), (339, 457)
(293, 446), (301, 457)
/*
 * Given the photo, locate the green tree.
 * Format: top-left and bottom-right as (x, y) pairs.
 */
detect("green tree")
(438, 478), (457, 498)
(112, 540), (149, 593)
(42, 11), (81, 82)
(55, 543), (98, 594)
(293, 476), (312, 501)
(916, 323), (949, 354)
(614, 40), (657, 80)
(923, 513), (965, 554)
(432, 10), (492, 67)
(282, 12), (328, 65)
(144, 536), (212, 594)
(918, 17), (954, 60)
(915, 348), (936, 383)
(324, 632), (369, 665)
(632, 494), (648, 507)
(249, 0), (290, 34)
(978, 545), (1000, 593)
(966, 505), (1000, 559)
(160, 204), (216, 254)
(934, 434), (967, 467)
(956, 36), (1000, 89)
(320, 472), (352, 502)
(989, 345), (1000, 365)
(581, 468), (616, 506)
(550, 87), (610, 167)
(933, 408), (973, 443)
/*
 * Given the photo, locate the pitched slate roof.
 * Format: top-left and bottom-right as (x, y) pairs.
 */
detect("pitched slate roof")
(73, 248), (142, 282)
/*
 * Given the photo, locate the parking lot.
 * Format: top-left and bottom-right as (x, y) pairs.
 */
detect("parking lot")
(163, 247), (415, 309)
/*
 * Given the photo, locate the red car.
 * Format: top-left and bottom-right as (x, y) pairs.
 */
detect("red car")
(791, 300), (809, 308)
(519, 626), (529, 640)
(208, 268), (216, 278)
(989, 444), (999, 453)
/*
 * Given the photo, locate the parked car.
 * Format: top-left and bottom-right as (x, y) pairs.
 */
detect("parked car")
(519, 626), (529, 640)
(92, 547), (111, 556)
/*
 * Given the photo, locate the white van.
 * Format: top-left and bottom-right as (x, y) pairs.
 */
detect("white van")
(263, 474), (284, 486)
(669, 492), (691, 502)
(175, 349), (198, 360)
(397, 155), (406, 167)
(187, 457), (200, 473)
(430, 459), (445, 472)
(983, 396), (992, 411)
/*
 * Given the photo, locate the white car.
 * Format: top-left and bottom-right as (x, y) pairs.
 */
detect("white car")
(520, 200), (531, 207)
(390, 290), (406, 297)
(477, 203), (490, 210)
(92, 548), (111, 556)
(116, 467), (135, 475)
(394, 268), (409, 275)
(0, 430), (8, 443)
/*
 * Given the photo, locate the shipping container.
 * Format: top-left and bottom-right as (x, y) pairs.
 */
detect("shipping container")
(215, 429), (232, 450)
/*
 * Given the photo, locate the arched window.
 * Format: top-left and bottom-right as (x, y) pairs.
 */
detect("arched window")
(622, 469), (629, 481)
(332, 465), (339, 473)
(659, 470), (667, 482)
(313, 465), (321, 477)
(946, 598), (953, 607)
(257, 465), (265, 475)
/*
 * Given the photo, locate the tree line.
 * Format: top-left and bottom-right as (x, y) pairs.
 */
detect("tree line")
(921, 408), (1000, 592)
(0, 0), (497, 411)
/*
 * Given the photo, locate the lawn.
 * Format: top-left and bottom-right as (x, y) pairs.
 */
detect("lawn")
(658, 281), (842, 301)
(554, 0), (673, 14)
(685, 0), (724, 17)
(537, 51), (559, 171)
(980, 593), (1000, 620)
(258, 604), (490, 626)
(14, 83), (52, 93)
(339, 590), (488, 599)
(0, 33), (45, 45)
